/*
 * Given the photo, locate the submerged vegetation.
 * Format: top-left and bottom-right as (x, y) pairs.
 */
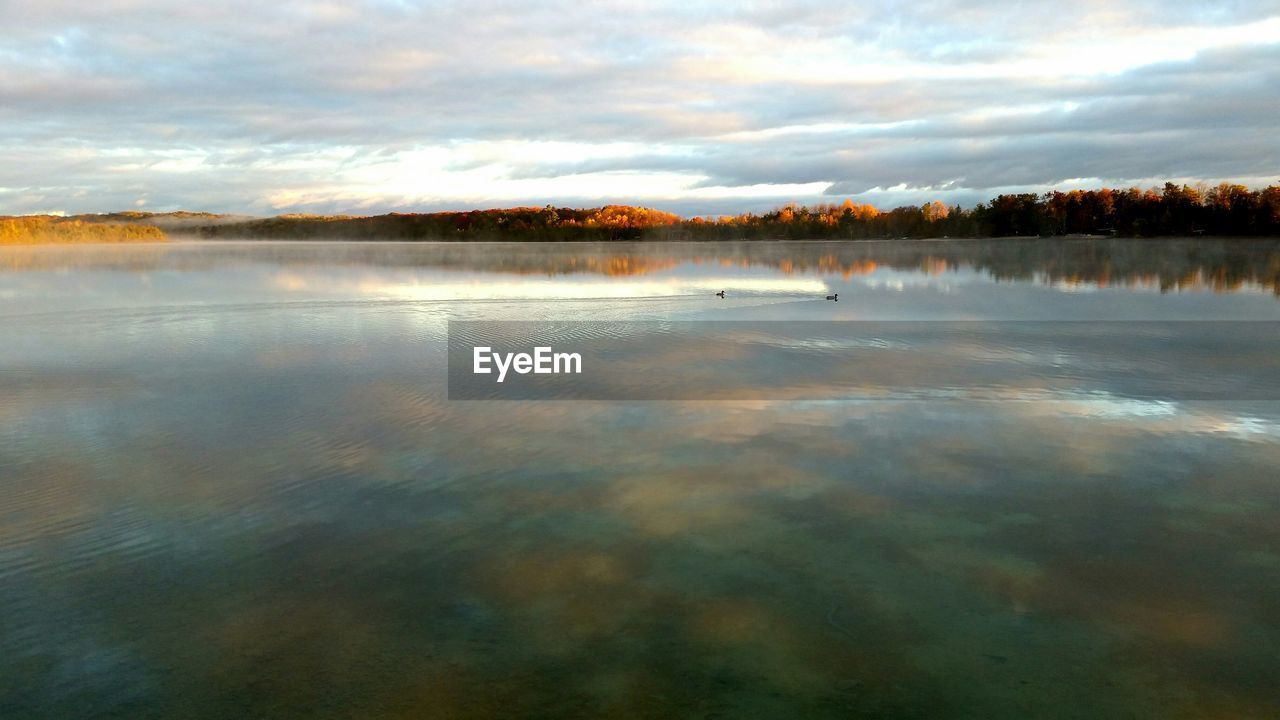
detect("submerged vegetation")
(188, 182), (1280, 241)
(0, 216), (167, 244)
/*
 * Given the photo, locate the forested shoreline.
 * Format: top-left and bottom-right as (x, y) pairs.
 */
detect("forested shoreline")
(191, 182), (1280, 241)
(0, 216), (167, 244)
(5, 182), (1278, 243)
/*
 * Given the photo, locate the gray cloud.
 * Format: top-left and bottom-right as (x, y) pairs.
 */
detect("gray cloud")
(1, 0), (1278, 215)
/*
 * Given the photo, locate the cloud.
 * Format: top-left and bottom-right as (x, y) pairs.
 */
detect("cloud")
(0, 0), (1277, 214)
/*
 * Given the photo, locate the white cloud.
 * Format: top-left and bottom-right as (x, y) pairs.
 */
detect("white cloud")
(0, 0), (1277, 214)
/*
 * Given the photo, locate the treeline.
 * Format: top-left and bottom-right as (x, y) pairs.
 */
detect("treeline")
(683, 183), (1280, 239)
(197, 205), (682, 241)
(982, 183), (1280, 237)
(0, 216), (167, 244)
(683, 199), (973, 239)
(11, 182), (1277, 243)
(183, 183), (1280, 242)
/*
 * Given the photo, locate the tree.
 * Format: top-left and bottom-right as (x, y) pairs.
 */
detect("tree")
(922, 200), (950, 223)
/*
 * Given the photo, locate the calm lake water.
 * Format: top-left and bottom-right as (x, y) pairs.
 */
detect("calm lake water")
(2, 239), (1279, 719)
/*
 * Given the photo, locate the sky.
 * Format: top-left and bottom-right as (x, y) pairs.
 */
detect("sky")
(2, 0), (1278, 217)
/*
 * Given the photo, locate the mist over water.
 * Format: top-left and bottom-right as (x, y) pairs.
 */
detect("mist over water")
(2, 239), (1279, 718)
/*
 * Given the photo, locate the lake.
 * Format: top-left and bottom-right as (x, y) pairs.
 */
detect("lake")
(2, 239), (1279, 718)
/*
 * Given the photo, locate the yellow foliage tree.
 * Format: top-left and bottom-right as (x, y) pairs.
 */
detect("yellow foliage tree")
(0, 217), (167, 244)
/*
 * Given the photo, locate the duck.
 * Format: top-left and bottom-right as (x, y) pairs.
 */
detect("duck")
(825, 293), (839, 301)
(715, 290), (726, 298)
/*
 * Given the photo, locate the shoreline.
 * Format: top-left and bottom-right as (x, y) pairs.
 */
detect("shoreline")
(7, 234), (1280, 247)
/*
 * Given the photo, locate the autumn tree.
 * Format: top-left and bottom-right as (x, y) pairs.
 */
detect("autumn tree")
(922, 200), (950, 223)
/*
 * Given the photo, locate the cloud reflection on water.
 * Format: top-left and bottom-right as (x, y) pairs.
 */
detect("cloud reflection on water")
(1, 240), (1279, 717)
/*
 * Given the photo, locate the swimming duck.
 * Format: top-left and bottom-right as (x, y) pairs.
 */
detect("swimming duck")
(715, 290), (726, 298)
(826, 293), (839, 301)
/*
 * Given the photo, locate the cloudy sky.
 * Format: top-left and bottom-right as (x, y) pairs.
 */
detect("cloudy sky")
(2, 0), (1278, 216)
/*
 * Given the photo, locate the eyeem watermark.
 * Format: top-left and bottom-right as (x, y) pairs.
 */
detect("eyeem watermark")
(449, 320), (1280, 400)
(473, 346), (582, 383)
